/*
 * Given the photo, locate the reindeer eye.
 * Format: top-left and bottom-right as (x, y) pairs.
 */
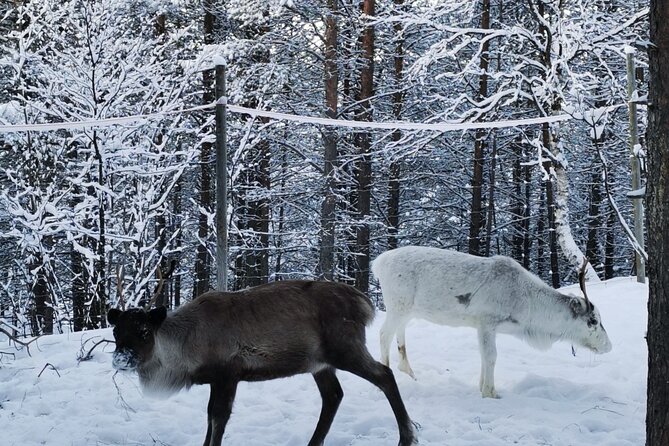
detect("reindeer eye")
(588, 317), (598, 327)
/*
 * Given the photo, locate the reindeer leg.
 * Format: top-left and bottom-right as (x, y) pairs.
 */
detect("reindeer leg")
(204, 379), (239, 446)
(333, 348), (417, 446)
(308, 367), (344, 446)
(395, 320), (415, 379)
(477, 326), (498, 398)
(379, 313), (399, 367)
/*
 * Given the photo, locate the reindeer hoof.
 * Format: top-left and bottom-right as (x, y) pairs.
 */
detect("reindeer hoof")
(398, 434), (419, 446)
(398, 363), (416, 380)
(481, 389), (500, 399)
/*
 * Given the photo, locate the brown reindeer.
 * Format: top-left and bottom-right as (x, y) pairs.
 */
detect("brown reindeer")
(107, 280), (417, 446)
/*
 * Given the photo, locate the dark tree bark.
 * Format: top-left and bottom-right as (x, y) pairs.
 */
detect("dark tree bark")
(319, 0), (339, 281)
(511, 137), (530, 265)
(537, 181), (547, 279)
(586, 156), (602, 270)
(92, 132), (107, 328)
(172, 154), (183, 307)
(604, 210), (615, 280)
(194, 2), (215, 298)
(71, 243), (87, 331)
(68, 144), (89, 330)
(646, 0), (669, 443)
(484, 136), (497, 256)
(274, 149), (288, 279)
(154, 14), (171, 308)
(541, 123), (560, 288)
(468, 0), (491, 256)
(354, 0), (375, 293)
(523, 159), (532, 269)
(31, 255), (52, 335)
(387, 0), (405, 251)
(586, 97), (609, 276)
(243, 137), (271, 287)
(155, 210), (169, 308)
(235, 21), (271, 289)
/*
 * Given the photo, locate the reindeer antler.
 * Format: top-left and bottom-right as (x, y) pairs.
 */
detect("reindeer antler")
(116, 265), (126, 311)
(143, 267), (165, 311)
(578, 257), (592, 309)
(143, 260), (177, 311)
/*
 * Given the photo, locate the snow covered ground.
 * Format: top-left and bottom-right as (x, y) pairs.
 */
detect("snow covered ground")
(0, 277), (647, 446)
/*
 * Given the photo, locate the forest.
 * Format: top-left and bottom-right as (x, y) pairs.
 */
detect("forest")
(0, 0), (649, 336)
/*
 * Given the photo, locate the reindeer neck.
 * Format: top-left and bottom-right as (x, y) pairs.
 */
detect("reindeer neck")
(519, 283), (575, 349)
(138, 314), (194, 395)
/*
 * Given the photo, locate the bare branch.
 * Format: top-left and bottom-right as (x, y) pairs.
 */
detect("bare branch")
(0, 324), (41, 357)
(77, 336), (115, 363)
(38, 362), (61, 378)
(112, 371), (137, 419)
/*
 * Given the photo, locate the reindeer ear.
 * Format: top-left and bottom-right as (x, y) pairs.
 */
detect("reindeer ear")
(107, 308), (122, 325)
(147, 306), (167, 327)
(569, 297), (587, 316)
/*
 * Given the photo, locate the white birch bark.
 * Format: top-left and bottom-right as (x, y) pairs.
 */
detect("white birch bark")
(547, 129), (601, 282)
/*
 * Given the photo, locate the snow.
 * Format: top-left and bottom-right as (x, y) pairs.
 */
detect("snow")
(0, 101), (23, 125)
(0, 277), (647, 445)
(211, 55), (227, 67)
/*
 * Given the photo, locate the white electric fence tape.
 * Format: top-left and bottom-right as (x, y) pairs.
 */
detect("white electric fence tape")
(0, 99), (623, 133)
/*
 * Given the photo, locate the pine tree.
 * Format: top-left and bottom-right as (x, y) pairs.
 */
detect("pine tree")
(646, 0), (669, 442)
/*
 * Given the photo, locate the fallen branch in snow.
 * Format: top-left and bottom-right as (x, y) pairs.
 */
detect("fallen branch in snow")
(0, 351), (16, 361)
(38, 362), (61, 378)
(0, 324), (41, 356)
(112, 371), (137, 418)
(76, 336), (115, 363)
(581, 405), (624, 417)
(148, 435), (172, 446)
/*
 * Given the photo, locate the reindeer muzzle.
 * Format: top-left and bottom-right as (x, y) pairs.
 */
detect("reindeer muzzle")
(112, 349), (139, 371)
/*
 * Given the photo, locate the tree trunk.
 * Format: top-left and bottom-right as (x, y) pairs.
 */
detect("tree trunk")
(354, 0), (375, 293)
(92, 131), (107, 328)
(585, 170), (602, 267)
(154, 13), (170, 306)
(586, 155), (602, 272)
(69, 144), (88, 330)
(275, 149), (288, 279)
(71, 242), (87, 331)
(155, 211), (169, 308)
(484, 135), (497, 256)
(523, 154), (532, 269)
(172, 161), (182, 307)
(387, 0), (405, 251)
(31, 255), (52, 335)
(231, 18), (271, 289)
(468, 0), (491, 257)
(540, 135), (560, 288)
(511, 137), (526, 264)
(646, 0), (669, 443)
(195, 3), (215, 298)
(319, 0), (339, 281)
(604, 210), (615, 280)
(245, 138), (270, 287)
(544, 122), (600, 281)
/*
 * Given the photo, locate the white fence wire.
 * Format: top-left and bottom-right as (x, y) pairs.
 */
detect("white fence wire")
(0, 98), (624, 133)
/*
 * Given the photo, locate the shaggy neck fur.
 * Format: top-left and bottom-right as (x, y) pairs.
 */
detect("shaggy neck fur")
(138, 314), (195, 396)
(518, 275), (583, 350)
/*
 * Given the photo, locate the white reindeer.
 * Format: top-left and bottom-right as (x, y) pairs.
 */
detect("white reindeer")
(372, 246), (612, 398)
